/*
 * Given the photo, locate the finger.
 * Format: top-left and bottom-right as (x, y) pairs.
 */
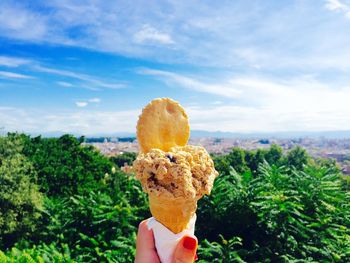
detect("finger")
(173, 235), (198, 263)
(136, 220), (156, 252)
(135, 220), (160, 263)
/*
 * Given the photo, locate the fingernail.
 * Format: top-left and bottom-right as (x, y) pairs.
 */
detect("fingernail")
(194, 253), (198, 261)
(183, 236), (197, 250)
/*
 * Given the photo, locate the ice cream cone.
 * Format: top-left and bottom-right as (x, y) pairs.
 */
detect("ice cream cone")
(149, 193), (198, 234)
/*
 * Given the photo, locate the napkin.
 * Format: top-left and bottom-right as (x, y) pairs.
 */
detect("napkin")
(147, 214), (196, 263)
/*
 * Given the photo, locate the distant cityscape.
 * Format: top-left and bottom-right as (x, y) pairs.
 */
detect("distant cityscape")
(87, 136), (350, 175)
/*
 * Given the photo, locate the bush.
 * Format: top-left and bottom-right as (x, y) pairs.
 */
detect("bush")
(2, 133), (350, 262)
(0, 135), (43, 249)
(198, 235), (245, 263)
(23, 135), (114, 196)
(110, 152), (137, 168)
(285, 146), (309, 170)
(29, 167), (149, 262)
(0, 243), (74, 262)
(214, 145), (286, 177)
(197, 162), (350, 262)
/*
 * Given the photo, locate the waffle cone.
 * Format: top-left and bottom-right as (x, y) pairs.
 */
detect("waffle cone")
(149, 194), (198, 234)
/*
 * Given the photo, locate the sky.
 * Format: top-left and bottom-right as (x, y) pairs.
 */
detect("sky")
(1, 0), (350, 135)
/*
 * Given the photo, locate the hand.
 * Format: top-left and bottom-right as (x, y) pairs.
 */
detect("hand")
(135, 220), (198, 263)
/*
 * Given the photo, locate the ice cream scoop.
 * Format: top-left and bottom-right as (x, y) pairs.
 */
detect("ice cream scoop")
(134, 145), (218, 233)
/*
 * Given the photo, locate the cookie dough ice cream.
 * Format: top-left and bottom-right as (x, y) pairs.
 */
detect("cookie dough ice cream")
(134, 145), (217, 199)
(134, 98), (218, 233)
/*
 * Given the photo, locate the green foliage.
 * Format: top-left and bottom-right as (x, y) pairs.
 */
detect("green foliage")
(198, 162), (350, 262)
(251, 164), (350, 261)
(198, 235), (245, 263)
(285, 146), (309, 170)
(341, 173), (350, 191)
(245, 148), (266, 175)
(0, 135), (43, 249)
(226, 148), (249, 174)
(0, 243), (75, 262)
(212, 155), (231, 176)
(215, 144), (308, 177)
(23, 134), (114, 196)
(196, 168), (256, 243)
(30, 167), (148, 262)
(46, 191), (137, 262)
(2, 133), (350, 262)
(264, 144), (283, 166)
(110, 152), (137, 168)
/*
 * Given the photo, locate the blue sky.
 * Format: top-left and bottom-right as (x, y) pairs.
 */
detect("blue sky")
(1, 0), (350, 135)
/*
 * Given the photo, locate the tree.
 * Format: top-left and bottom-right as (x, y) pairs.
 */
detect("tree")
(110, 152), (137, 167)
(264, 144), (283, 166)
(198, 160), (350, 262)
(285, 146), (309, 170)
(226, 148), (248, 174)
(23, 134), (114, 196)
(0, 135), (43, 249)
(213, 155), (231, 176)
(245, 148), (267, 175)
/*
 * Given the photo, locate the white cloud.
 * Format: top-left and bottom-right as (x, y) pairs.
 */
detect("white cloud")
(139, 68), (241, 98)
(0, 2), (47, 40)
(1, 1), (350, 134)
(75, 102), (88, 107)
(0, 70), (34, 79)
(74, 98), (100, 108)
(203, 78), (350, 132)
(325, 0), (350, 18)
(0, 107), (139, 135)
(89, 98), (101, 103)
(1, 1), (350, 72)
(325, 0), (347, 10)
(184, 80), (350, 132)
(2, 67), (350, 133)
(34, 65), (125, 89)
(57, 81), (73, 87)
(187, 104), (350, 132)
(1, 84), (350, 133)
(0, 56), (32, 67)
(140, 69), (350, 132)
(134, 24), (174, 45)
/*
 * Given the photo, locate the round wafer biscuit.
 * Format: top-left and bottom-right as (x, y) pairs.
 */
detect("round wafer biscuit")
(136, 98), (190, 153)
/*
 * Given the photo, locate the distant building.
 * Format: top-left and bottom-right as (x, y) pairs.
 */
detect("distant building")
(326, 153), (347, 162)
(118, 137), (136, 142)
(342, 166), (350, 175)
(259, 139), (270, 144)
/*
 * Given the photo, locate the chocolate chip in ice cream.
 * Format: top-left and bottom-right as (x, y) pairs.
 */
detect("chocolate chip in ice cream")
(166, 153), (177, 163)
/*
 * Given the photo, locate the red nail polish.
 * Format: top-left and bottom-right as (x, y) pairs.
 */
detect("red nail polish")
(183, 236), (197, 250)
(194, 253), (198, 261)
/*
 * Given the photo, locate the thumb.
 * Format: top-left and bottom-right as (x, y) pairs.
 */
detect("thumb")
(173, 235), (198, 263)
